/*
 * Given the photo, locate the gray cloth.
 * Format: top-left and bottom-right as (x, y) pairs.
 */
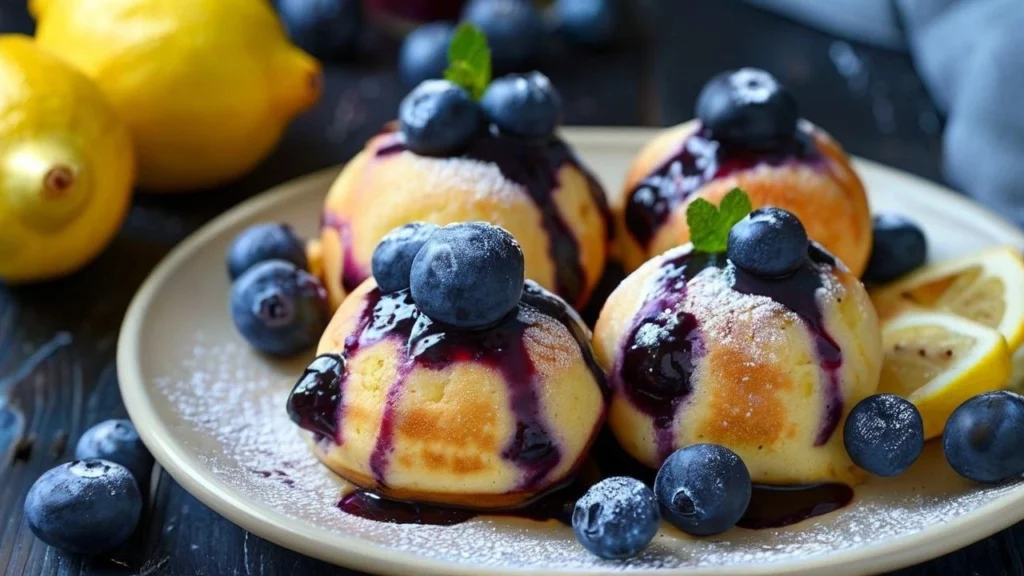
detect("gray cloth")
(748, 0), (1024, 227)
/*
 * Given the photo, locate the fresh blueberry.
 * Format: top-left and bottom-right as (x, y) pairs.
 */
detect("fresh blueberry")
(399, 79), (481, 156)
(462, 0), (545, 73)
(372, 222), (440, 293)
(226, 223), (308, 280)
(555, 0), (617, 48)
(480, 72), (563, 139)
(654, 444), (751, 537)
(230, 260), (330, 356)
(410, 222), (525, 329)
(75, 419), (155, 488)
(399, 22), (455, 88)
(276, 0), (362, 61)
(727, 207), (809, 278)
(572, 476), (660, 559)
(24, 460), (142, 554)
(843, 394), (924, 477)
(863, 214), (928, 284)
(943, 391), (1024, 484)
(695, 68), (799, 148)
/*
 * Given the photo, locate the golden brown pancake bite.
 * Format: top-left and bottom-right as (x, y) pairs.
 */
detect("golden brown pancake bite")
(317, 70), (611, 311)
(288, 222), (606, 509)
(595, 200), (882, 485)
(615, 69), (871, 277)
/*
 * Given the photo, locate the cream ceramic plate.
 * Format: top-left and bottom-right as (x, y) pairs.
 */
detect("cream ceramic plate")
(119, 128), (1024, 576)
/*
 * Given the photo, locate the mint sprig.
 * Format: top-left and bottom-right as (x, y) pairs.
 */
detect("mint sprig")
(444, 23), (491, 100)
(686, 188), (753, 253)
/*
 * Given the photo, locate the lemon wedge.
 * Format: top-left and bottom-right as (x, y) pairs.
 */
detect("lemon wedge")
(872, 247), (1024, 352)
(878, 310), (1013, 439)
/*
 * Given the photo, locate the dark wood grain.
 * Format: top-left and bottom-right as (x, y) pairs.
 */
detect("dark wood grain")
(0, 1), (1018, 575)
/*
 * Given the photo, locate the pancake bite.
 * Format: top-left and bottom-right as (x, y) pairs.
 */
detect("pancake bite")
(288, 222), (607, 509)
(317, 30), (611, 310)
(615, 68), (871, 277)
(594, 197), (882, 485)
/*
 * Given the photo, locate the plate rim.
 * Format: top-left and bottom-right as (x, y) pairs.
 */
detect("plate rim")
(118, 127), (1024, 576)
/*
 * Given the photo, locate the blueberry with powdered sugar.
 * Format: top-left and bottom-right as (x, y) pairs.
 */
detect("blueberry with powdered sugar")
(843, 394), (924, 477)
(371, 222), (439, 293)
(727, 206), (809, 277)
(654, 443), (751, 536)
(572, 476), (660, 559)
(410, 222), (525, 329)
(696, 68), (799, 148)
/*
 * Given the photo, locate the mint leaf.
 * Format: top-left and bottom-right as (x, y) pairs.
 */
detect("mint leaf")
(444, 23), (491, 100)
(686, 199), (721, 252)
(718, 188), (754, 232)
(686, 188), (753, 253)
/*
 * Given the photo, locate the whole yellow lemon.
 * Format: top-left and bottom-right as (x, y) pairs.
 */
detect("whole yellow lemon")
(0, 35), (135, 283)
(31, 0), (322, 192)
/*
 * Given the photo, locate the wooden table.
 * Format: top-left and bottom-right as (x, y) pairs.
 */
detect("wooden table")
(1, 1), (1017, 574)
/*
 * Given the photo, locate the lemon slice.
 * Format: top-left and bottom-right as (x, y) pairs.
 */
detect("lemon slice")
(872, 247), (1024, 352)
(878, 310), (1013, 439)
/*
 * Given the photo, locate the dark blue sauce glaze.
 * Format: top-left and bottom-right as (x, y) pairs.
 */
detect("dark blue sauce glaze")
(286, 281), (606, 490)
(616, 253), (720, 461)
(376, 129), (612, 307)
(337, 431), (853, 529)
(624, 125), (822, 249)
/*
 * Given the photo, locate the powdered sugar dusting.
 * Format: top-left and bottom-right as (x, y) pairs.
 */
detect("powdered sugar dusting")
(151, 330), (1024, 572)
(405, 151), (527, 204)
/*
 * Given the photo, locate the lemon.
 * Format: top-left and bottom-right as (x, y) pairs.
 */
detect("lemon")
(872, 247), (1024, 352)
(0, 35), (135, 283)
(879, 310), (1013, 439)
(31, 0), (321, 192)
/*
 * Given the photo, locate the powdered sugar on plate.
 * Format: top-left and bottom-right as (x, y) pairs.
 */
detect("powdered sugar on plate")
(148, 330), (1024, 572)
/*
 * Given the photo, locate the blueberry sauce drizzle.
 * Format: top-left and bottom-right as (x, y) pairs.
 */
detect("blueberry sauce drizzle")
(286, 281), (605, 489)
(616, 245), (844, 462)
(624, 125), (822, 249)
(285, 354), (346, 442)
(376, 130), (612, 306)
(616, 252), (718, 460)
(320, 211), (368, 293)
(337, 432), (854, 528)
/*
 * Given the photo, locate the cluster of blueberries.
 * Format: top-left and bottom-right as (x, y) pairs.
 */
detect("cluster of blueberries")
(400, 0), (619, 88)
(273, 0), (617, 77)
(399, 69), (563, 156)
(372, 221), (527, 329)
(571, 444), (753, 560)
(24, 420), (154, 553)
(572, 392), (1024, 561)
(845, 390), (1024, 485)
(227, 223), (331, 356)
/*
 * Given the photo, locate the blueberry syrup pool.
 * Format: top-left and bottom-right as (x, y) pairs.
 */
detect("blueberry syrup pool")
(374, 129), (612, 306)
(624, 124), (822, 249)
(286, 281), (605, 490)
(337, 433), (855, 529)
